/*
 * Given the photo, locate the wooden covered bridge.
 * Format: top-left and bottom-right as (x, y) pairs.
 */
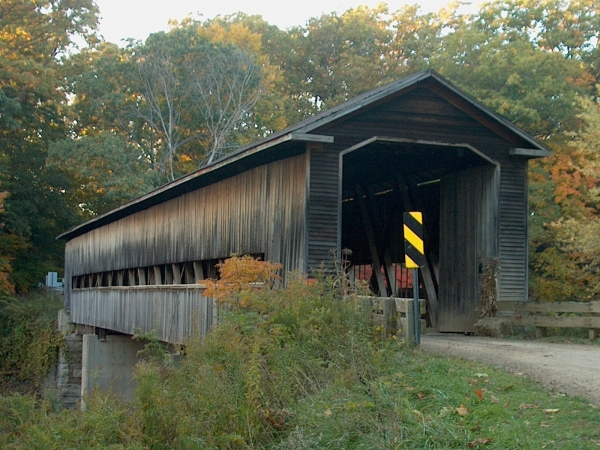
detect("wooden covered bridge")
(59, 69), (550, 346)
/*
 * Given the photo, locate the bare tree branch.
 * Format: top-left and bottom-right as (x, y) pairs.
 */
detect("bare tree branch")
(133, 42), (265, 178)
(135, 51), (195, 181)
(189, 46), (265, 166)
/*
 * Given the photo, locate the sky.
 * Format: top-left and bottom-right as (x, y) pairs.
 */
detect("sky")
(93, 0), (477, 45)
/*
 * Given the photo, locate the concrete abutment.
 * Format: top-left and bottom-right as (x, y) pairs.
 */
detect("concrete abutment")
(81, 334), (146, 403)
(53, 310), (148, 408)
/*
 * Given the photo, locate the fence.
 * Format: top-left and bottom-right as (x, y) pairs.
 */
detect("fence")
(360, 296), (426, 343)
(497, 301), (600, 340)
(352, 264), (417, 299)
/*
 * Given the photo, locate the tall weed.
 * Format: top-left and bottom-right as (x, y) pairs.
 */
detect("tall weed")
(2, 262), (600, 448)
(130, 274), (380, 448)
(0, 292), (63, 389)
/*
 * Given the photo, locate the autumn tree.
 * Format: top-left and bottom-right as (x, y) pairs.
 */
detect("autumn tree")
(528, 95), (600, 301)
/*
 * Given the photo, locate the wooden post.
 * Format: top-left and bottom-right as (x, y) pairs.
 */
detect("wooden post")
(193, 261), (204, 283)
(366, 185), (398, 296)
(383, 298), (394, 336)
(406, 301), (415, 347)
(355, 184), (387, 296)
(430, 253), (440, 286)
(536, 327), (546, 338)
(181, 262), (190, 284)
(172, 264), (182, 284)
(589, 312), (597, 340)
(383, 252), (397, 297)
(153, 266), (162, 285)
(413, 268), (421, 345)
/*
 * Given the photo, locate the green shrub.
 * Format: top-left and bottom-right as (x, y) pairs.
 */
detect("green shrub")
(2, 272), (600, 448)
(0, 292), (64, 389)
(0, 391), (140, 449)
(129, 276), (380, 448)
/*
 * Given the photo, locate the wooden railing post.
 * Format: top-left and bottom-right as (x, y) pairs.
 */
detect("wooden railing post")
(406, 301), (415, 347)
(536, 327), (546, 338)
(498, 301), (600, 340)
(383, 298), (394, 336)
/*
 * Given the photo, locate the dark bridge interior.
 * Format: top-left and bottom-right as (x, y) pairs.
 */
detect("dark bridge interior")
(340, 138), (495, 327)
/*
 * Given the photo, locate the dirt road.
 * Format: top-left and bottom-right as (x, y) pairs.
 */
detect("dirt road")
(421, 333), (600, 405)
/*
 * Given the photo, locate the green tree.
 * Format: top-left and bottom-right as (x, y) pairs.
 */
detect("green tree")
(124, 24), (271, 179)
(46, 132), (159, 216)
(280, 5), (395, 111)
(0, 0), (98, 291)
(180, 17), (286, 162)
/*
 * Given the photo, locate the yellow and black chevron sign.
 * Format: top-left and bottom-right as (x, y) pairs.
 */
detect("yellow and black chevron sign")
(403, 211), (425, 269)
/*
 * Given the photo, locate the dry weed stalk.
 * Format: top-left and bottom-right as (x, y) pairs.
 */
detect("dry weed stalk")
(477, 256), (500, 318)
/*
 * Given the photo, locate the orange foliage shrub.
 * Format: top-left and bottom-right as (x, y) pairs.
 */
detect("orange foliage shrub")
(203, 255), (282, 307)
(0, 272), (15, 295)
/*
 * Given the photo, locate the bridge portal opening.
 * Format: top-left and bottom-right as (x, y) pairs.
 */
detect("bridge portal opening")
(340, 137), (499, 331)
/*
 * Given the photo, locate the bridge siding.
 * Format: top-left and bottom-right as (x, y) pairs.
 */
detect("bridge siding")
(63, 73), (541, 339)
(64, 154), (307, 316)
(70, 287), (214, 343)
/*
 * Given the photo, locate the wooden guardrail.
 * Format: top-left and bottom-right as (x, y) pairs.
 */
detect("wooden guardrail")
(359, 296), (426, 343)
(497, 301), (600, 340)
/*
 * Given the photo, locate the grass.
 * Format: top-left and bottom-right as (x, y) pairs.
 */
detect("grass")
(395, 350), (600, 449)
(1, 279), (599, 449)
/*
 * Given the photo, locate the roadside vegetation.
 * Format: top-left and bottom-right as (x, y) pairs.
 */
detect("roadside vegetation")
(0, 292), (63, 394)
(1, 266), (599, 449)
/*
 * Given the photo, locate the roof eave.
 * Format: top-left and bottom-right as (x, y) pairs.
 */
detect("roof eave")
(57, 132), (334, 241)
(509, 147), (552, 158)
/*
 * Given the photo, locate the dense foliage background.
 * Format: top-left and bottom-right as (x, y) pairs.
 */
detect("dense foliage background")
(0, 0), (599, 300)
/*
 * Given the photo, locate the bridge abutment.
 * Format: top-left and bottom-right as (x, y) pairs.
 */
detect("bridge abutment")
(81, 334), (146, 404)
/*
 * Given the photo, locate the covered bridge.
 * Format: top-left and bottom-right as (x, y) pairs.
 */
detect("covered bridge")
(59, 70), (550, 340)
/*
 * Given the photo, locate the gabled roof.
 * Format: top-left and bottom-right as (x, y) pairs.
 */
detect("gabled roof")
(58, 69), (550, 241)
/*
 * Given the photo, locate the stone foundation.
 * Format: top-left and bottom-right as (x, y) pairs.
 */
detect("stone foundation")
(56, 333), (83, 408)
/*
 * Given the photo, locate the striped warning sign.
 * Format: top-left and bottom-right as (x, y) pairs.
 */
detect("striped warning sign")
(403, 211), (425, 269)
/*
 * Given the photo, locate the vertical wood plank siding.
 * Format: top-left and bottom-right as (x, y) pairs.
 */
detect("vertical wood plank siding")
(65, 155), (307, 332)
(65, 155), (306, 277)
(438, 165), (500, 332)
(307, 148), (340, 272)
(313, 88), (529, 304)
(70, 287), (214, 343)
(497, 160), (528, 302)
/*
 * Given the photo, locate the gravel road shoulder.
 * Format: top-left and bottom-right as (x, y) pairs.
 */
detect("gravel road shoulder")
(421, 333), (600, 405)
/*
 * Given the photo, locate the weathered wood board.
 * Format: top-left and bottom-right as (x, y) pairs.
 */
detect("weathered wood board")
(70, 286), (215, 344)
